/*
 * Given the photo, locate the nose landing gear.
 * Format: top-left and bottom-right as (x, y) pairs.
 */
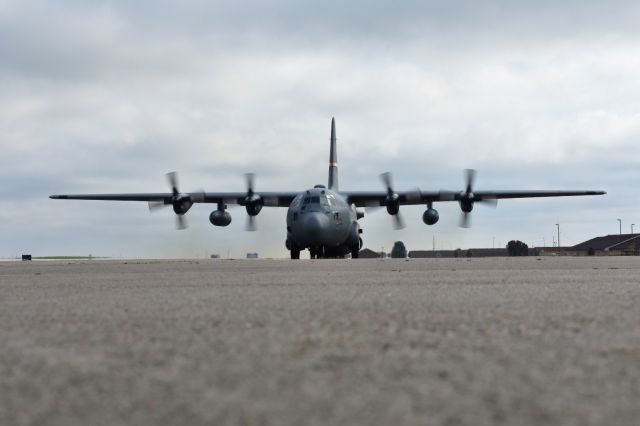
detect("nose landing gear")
(309, 246), (324, 259)
(286, 239), (301, 259)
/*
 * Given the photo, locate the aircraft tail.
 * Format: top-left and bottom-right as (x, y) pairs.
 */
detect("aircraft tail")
(328, 117), (338, 190)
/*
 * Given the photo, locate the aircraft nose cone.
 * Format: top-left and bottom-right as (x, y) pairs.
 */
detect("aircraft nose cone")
(294, 212), (332, 246)
(303, 213), (326, 241)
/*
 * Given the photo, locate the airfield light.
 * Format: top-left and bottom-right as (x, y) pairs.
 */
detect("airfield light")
(556, 224), (560, 248)
(617, 218), (622, 235)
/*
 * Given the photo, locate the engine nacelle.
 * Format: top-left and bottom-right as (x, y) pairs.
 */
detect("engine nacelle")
(459, 198), (474, 213)
(423, 208), (439, 225)
(385, 193), (400, 215)
(246, 203), (262, 216)
(173, 197), (193, 215)
(209, 210), (232, 227)
(245, 194), (263, 216)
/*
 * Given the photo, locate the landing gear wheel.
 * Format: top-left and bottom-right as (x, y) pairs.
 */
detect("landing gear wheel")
(351, 246), (359, 259)
(290, 247), (300, 259)
(310, 246), (324, 259)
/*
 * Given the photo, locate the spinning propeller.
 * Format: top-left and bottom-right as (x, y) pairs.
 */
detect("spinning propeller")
(380, 172), (405, 230)
(243, 173), (263, 231)
(458, 169), (497, 228)
(148, 172), (204, 230)
(366, 172), (420, 230)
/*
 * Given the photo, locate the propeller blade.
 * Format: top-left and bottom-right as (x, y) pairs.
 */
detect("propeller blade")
(393, 212), (406, 230)
(148, 201), (166, 212)
(464, 169), (476, 194)
(175, 214), (188, 230)
(459, 212), (471, 228)
(479, 197), (498, 208)
(380, 171), (393, 191)
(364, 200), (383, 214)
(245, 173), (255, 194)
(245, 215), (257, 232)
(167, 171), (179, 195)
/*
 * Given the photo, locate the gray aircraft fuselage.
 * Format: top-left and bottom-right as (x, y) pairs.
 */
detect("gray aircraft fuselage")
(286, 186), (360, 259)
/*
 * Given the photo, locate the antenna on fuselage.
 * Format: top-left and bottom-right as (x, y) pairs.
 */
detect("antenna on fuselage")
(328, 117), (338, 191)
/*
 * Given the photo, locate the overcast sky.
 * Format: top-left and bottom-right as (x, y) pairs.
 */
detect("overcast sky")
(1, 1), (639, 258)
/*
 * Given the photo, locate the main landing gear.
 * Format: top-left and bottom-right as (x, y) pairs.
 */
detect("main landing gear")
(287, 241), (360, 259)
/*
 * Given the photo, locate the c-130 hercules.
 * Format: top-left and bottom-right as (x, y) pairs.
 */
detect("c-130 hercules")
(51, 118), (605, 259)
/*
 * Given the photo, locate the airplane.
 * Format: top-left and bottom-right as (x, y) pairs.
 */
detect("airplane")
(50, 118), (606, 259)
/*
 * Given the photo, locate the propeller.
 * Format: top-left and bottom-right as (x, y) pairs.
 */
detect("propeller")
(243, 173), (263, 231)
(458, 169), (497, 228)
(381, 171), (405, 230)
(148, 171), (203, 230)
(460, 210), (472, 229)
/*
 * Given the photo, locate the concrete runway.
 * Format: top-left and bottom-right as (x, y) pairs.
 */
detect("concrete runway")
(1, 257), (639, 426)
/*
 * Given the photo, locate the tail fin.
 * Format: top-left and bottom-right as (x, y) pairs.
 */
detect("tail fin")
(328, 117), (338, 190)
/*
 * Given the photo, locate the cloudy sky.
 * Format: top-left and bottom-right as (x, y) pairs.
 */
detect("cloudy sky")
(1, 1), (639, 258)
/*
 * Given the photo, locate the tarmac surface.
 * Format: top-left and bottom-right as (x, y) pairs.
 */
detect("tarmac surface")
(1, 257), (639, 426)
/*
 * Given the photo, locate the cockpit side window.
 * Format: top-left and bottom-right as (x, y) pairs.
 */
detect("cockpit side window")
(303, 197), (310, 205)
(290, 196), (303, 208)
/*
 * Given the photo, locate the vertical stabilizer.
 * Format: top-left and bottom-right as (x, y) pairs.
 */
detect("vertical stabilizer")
(328, 117), (338, 190)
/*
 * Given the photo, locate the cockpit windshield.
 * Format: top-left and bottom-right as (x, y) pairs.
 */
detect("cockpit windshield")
(301, 194), (333, 208)
(303, 196), (321, 204)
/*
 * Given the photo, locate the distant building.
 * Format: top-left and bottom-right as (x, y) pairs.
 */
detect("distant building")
(571, 234), (640, 256)
(246, 253), (259, 259)
(400, 234), (640, 259)
(21, 254), (32, 261)
(410, 247), (539, 258)
(359, 248), (383, 258)
(210, 254), (221, 259)
(409, 250), (456, 258)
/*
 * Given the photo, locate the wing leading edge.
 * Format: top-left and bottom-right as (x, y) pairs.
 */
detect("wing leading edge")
(50, 192), (299, 207)
(344, 189), (606, 207)
(51, 189), (606, 207)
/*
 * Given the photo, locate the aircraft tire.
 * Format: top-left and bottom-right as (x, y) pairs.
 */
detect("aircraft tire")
(288, 238), (301, 259)
(351, 246), (359, 259)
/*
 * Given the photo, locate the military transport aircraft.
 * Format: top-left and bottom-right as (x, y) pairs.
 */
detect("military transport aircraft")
(51, 118), (605, 259)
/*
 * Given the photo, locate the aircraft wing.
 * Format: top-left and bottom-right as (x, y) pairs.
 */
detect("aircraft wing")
(50, 193), (175, 202)
(344, 189), (606, 207)
(203, 192), (298, 207)
(50, 192), (299, 207)
(345, 191), (441, 207)
(436, 189), (607, 202)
